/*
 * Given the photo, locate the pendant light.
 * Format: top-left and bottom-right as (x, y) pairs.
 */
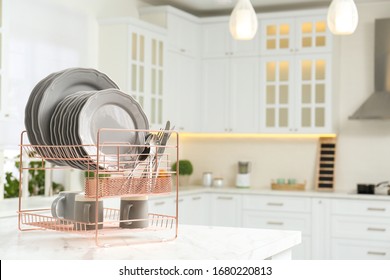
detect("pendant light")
(327, 0), (359, 35)
(229, 0), (258, 40)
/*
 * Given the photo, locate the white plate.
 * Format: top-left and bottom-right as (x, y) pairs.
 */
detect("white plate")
(37, 68), (119, 149)
(78, 89), (149, 169)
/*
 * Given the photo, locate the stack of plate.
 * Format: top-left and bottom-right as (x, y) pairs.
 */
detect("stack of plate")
(24, 68), (149, 170)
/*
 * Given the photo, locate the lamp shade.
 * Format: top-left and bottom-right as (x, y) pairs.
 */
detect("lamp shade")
(327, 0), (359, 35)
(229, 0), (258, 40)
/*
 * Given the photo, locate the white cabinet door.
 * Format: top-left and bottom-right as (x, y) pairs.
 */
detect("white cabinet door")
(294, 54), (332, 133)
(128, 27), (166, 128)
(260, 56), (295, 132)
(99, 19), (168, 130)
(149, 196), (175, 217)
(179, 194), (210, 225)
(260, 15), (331, 56)
(210, 193), (241, 227)
(259, 54), (332, 133)
(331, 239), (390, 260)
(202, 57), (257, 133)
(166, 51), (202, 132)
(202, 21), (259, 58)
(168, 14), (200, 57)
(202, 22), (229, 58)
(260, 18), (296, 55)
(230, 57), (258, 133)
(202, 58), (230, 132)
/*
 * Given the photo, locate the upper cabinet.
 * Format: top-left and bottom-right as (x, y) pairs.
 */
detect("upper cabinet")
(99, 18), (167, 129)
(260, 15), (332, 55)
(202, 19), (260, 58)
(140, 6), (201, 58)
(259, 54), (332, 133)
(258, 11), (333, 133)
(140, 6), (202, 132)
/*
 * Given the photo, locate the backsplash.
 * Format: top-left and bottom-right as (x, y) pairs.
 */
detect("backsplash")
(179, 136), (318, 190)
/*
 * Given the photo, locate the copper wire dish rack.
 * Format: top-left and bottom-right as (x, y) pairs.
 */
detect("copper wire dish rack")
(17, 128), (179, 247)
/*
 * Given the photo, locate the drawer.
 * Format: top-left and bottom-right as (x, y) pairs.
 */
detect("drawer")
(331, 199), (390, 217)
(243, 195), (311, 213)
(331, 238), (390, 260)
(331, 215), (390, 241)
(242, 210), (311, 235)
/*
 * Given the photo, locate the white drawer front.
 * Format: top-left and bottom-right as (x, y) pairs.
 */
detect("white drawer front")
(331, 215), (390, 241)
(331, 199), (390, 217)
(243, 195), (311, 213)
(332, 238), (390, 260)
(242, 210), (311, 235)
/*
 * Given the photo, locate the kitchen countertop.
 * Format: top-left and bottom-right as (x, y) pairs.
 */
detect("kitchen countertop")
(0, 216), (300, 260)
(2, 186), (390, 218)
(160, 185), (390, 201)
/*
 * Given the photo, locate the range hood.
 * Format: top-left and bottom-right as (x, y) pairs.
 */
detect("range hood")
(349, 18), (390, 120)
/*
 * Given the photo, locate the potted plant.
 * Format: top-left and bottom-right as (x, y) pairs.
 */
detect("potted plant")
(171, 160), (193, 186)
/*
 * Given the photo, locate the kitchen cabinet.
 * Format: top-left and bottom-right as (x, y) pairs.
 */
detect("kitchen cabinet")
(329, 198), (390, 260)
(149, 194), (210, 225)
(140, 6), (202, 132)
(210, 193), (242, 227)
(140, 6), (201, 58)
(178, 193), (211, 225)
(202, 19), (259, 58)
(165, 51), (202, 132)
(149, 196), (175, 217)
(99, 18), (167, 129)
(259, 11), (333, 133)
(202, 57), (258, 133)
(260, 14), (332, 56)
(259, 54), (332, 133)
(242, 194), (312, 259)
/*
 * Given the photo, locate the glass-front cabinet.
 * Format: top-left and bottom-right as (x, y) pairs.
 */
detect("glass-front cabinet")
(259, 12), (332, 133)
(260, 54), (331, 133)
(99, 18), (166, 130)
(260, 15), (331, 55)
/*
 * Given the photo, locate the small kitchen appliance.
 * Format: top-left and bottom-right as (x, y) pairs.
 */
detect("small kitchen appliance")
(236, 161), (251, 188)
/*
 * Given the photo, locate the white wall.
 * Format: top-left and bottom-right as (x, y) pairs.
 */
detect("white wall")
(180, 1), (390, 193)
(2, 0), (142, 123)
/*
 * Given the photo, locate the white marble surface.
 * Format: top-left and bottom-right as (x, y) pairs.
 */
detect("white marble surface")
(0, 216), (300, 260)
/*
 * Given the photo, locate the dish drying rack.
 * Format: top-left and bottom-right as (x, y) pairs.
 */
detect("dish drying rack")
(17, 128), (179, 247)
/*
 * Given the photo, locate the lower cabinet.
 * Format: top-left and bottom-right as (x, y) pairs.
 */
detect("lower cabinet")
(331, 239), (390, 260)
(242, 195), (312, 260)
(329, 198), (390, 260)
(210, 193), (242, 227)
(179, 194), (211, 225)
(150, 191), (390, 260)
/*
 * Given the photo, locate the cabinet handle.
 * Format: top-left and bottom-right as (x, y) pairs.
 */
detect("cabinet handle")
(267, 202), (284, 207)
(179, 127), (184, 131)
(267, 221), (284, 226)
(225, 52), (229, 55)
(367, 251), (386, 256)
(192, 196), (202, 201)
(217, 196), (233, 200)
(180, 48), (186, 53)
(367, 207), (386, 212)
(154, 201), (165, 206)
(367, 227), (386, 232)
(175, 199), (184, 203)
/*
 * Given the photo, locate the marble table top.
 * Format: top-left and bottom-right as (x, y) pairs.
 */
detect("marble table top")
(0, 216), (300, 260)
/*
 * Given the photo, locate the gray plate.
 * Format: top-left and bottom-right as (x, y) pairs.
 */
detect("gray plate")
(78, 89), (149, 170)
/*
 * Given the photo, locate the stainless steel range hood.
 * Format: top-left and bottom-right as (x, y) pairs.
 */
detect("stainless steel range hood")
(349, 18), (390, 120)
